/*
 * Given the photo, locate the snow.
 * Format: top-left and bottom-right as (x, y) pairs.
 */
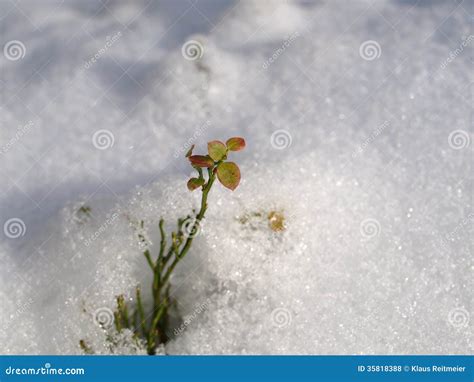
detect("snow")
(0, 0), (472, 354)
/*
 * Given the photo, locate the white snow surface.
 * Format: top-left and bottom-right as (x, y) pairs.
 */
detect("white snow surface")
(0, 0), (472, 354)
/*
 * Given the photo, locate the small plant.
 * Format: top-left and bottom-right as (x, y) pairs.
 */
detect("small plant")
(75, 205), (92, 224)
(238, 210), (286, 232)
(78, 205), (92, 216)
(81, 137), (245, 355)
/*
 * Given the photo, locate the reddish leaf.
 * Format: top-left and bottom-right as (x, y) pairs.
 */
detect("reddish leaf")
(189, 155), (214, 168)
(216, 162), (241, 191)
(226, 137), (246, 151)
(185, 144), (195, 158)
(187, 177), (204, 191)
(207, 140), (227, 161)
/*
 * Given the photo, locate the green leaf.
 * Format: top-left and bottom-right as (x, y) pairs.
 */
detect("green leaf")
(207, 140), (227, 161)
(216, 162), (241, 191)
(187, 177), (204, 191)
(185, 144), (195, 158)
(226, 137), (246, 151)
(188, 155), (214, 168)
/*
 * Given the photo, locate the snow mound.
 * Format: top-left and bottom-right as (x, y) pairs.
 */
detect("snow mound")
(3, 149), (471, 354)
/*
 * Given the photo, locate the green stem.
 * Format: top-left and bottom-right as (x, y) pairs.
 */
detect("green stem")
(158, 219), (166, 261)
(135, 164), (219, 355)
(162, 168), (216, 286)
(136, 286), (147, 337)
(143, 249), (154, 270)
